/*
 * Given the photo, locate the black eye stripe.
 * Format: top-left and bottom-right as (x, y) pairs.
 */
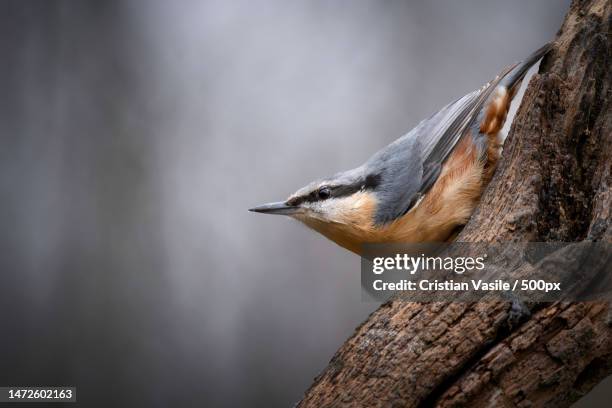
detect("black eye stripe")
(329, 184), (357, 197)
(329, 174), (381, 198)
(290, 174), (381, 205)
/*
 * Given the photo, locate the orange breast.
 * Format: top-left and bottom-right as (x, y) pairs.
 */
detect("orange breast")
(337, 128), (501, 254)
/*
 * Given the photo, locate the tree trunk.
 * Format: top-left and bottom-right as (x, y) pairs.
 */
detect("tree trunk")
(298, 0), (611, 406)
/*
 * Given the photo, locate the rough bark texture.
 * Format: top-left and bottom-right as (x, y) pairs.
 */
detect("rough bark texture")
(298, 0), (611, 407)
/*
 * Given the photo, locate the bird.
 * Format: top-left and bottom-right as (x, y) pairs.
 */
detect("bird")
(250, 44), (551, 255)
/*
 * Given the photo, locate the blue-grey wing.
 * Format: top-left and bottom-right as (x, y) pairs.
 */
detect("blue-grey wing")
(368, 43), (551, 225)
(369, 68), (512, 225)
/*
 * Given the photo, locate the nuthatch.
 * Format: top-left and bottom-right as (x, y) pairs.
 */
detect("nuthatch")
(250, 44), (551, 255)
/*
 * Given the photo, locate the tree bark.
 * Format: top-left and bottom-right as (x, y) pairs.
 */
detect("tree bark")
(298, 0), (611, 406)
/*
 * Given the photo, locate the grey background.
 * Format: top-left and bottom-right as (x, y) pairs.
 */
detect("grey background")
(3, 0), (605, 407)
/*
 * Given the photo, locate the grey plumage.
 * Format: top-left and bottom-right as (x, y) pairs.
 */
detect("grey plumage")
(355, 43), (550, 224)
(255, 44), (551, 226)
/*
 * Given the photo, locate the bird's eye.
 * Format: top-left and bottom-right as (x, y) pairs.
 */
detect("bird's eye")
(318, 186), (331, 200)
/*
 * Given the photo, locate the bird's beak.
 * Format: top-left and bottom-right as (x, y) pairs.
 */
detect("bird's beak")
(248, 201), (299, 215)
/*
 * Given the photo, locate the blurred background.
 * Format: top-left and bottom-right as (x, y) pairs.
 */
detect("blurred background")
(0, 0), (576, 406)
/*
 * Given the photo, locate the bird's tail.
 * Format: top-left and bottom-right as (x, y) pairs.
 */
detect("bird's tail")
(479, 43), (552, 137)
(500, 42), (552, 94)
(477, 43), (552, 182)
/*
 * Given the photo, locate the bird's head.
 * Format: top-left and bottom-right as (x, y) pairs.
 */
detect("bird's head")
(249, 168), (381, 253)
